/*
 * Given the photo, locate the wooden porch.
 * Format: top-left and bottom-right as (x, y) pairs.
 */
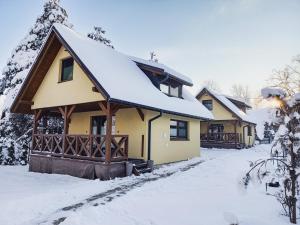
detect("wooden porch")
(32, 134), (129, 162)
(29, 100), (151, 179)
(200, 133), (245, 149)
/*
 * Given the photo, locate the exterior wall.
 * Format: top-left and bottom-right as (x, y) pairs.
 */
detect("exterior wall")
(115, 108), (148, 161)
(68, 109), (201, 164)
(69, 111), (106, 135)
(32, 47), (104, 109)
(146, 111), (200, 164)
(237, 122), (255, 146)
(197, 93), (237, 120)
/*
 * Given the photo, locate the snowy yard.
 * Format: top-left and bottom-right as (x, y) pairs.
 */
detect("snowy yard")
(0, 145), (290, 225)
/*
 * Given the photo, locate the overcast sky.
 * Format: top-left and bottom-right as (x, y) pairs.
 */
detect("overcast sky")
(0, 0), (299, 97)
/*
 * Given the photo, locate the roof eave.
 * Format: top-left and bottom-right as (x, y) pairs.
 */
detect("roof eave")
(109, 98), (211, 121)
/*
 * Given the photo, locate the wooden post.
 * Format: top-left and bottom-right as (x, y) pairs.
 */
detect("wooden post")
(207, 121), (210, 141)
(105, 102), (112, 164)
(234, 121), (237, 148)
(58, 105), (76, 157)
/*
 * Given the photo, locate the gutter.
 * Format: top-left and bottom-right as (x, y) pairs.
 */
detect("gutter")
(148, 111), (163, 161)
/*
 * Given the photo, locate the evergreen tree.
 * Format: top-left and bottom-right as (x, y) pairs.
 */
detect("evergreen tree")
(0, 0), (72, 165)
(87, 26), (114, 48)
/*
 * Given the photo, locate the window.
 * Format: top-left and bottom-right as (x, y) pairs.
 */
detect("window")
(170, 85), (179, 97)
(202, 100), (213, 111)
(160, 83), (182, 98)
(160, 83), (169, 94)
(247, 125), (252, 136)
(208, 124), (224, 134)
(60, 57), (74, 82)
(170, 119), (188, 140)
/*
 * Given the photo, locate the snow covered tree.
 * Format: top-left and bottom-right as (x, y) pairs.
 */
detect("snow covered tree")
(87, 26), (114, 48)
(244, 87), (300, 224)
(0, 0), (72, 165)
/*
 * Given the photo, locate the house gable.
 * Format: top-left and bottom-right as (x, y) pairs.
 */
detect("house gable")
(32, 47), (105, 109)
(197, 92), (238, 121)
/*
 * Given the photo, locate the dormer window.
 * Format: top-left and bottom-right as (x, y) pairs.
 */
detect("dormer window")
(160, 83), (169, 94)
(159, 82), (182, 98)
(60, 57), (74, 82)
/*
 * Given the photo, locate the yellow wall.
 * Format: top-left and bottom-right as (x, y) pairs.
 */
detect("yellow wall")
(237, 122), (256, 146)
(32, 47), (104, 109)
(198, 94), (237, 120)
(148, 111), (200, 164)
(68, 109), (201, 164)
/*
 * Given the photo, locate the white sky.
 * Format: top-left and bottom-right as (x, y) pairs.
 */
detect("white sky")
(0, 0), (299, 98)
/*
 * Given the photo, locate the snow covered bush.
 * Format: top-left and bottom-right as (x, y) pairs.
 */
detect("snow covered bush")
(0, 0), (72, 165)
(244, 87), (300, 224)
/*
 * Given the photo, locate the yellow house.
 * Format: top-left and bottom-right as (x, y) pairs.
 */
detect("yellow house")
(10, 24), (213, 180)
(196, 88), (256, 149)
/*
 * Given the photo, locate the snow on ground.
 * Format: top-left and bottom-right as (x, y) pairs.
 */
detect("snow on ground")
(0, 145), (290, 225)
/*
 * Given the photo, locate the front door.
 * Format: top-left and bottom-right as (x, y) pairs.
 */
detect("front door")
(91, 116), (116, 135)
(91, 116), (107, 135)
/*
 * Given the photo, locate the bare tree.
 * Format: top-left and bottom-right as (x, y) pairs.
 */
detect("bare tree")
(244, 88), (300, 224)
(230, 84), (250, 104)
(202, 80), (222, 92)
(269, 58), (300, 97)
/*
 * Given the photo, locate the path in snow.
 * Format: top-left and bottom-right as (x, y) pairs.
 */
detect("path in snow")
(0, 145), (289, 225)
(35, 160), (205, 225)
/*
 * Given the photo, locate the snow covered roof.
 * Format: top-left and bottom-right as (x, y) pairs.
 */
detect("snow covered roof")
(196, 87), (256, 124)
(11, 24), (213, 120)
(128, 56), (193, 86)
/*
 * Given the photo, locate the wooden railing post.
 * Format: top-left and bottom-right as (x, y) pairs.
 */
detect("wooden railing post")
(105, 102), (112, 164)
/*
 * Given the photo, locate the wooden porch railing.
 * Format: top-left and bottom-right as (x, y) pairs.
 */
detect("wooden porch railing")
(31, 134), (129, 162)
(200, 133), (240, 143)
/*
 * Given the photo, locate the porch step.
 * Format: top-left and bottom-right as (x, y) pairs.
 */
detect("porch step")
(129, 159), (153, 176)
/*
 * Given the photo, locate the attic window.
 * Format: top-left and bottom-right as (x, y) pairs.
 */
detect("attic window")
(60, 57), (74, 82)
(159, 83), (182, 98)
(202, 100), (213, 111)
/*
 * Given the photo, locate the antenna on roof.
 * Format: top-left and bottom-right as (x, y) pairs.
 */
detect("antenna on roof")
(150, 51), (158, 62)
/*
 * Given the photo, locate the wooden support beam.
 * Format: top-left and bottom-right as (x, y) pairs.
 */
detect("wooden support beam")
(136, 108), (144, 121)
(105, 102), (112, 164)
(92, 87), (99, 93)
(141, 134), (144, 157)
(98, 101), (108, 114)
(67, 105), (76, 119)
(20, 100), (34, 105)
(234, 120), (237, 147)
(33, 109), (42, 134)
(112, 105), (120, 115)
(58, 105), (75, 135)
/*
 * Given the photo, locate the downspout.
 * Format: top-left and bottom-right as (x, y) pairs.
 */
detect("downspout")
(148, 110), (163, 161)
